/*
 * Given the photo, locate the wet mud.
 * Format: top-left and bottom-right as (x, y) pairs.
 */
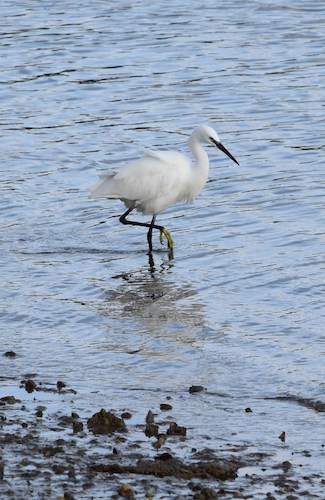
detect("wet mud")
(1, 375), (323, 499)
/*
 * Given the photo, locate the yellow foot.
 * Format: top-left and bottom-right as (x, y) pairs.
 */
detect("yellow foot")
(159, 228), (174, 249)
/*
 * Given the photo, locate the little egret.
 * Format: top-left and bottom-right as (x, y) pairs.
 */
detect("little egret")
(91, 125), (239, 256)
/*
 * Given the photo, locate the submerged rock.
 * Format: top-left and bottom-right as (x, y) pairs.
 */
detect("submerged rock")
(91, 457), (238, 481)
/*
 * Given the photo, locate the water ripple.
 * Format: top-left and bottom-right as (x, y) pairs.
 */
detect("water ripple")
(1, 1), (324, 494)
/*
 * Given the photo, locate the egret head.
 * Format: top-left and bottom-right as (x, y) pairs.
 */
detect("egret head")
(194, 124), (239, 165)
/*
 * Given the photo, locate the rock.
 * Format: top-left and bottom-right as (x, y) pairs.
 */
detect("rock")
(189, 385), (204, 394)
(193, 486), (218, 499)
(43, 446), (64, 458)
(4, 351), (17, 358)
(63, 493), (75, 500)
(87, 409), (126, 435)
(160, 403), (173, 411)
(58, 415), (75, 427)
(57, 381), (66, 391)
(118, 484), (135, 497)
(92, 457), (237, 481)
(73, 421), (84, 433)
(152, 434), (166, 450)
(145, 422), (159, 438)
(145, 410), (154, 424)
(281, 461), (292, 472)
(0, 396), (21, 405)
(156, 452), (173, 461)
(166, 422), (187, 436)
(25, 380), (37, 393)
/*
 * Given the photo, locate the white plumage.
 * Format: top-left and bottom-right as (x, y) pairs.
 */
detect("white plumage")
(93, 151), (196, 215)
(91, 124), (239, 255)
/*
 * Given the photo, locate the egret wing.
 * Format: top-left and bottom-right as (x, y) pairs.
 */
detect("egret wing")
(91, 149), (192, 216)
(113, 151), (189, 202)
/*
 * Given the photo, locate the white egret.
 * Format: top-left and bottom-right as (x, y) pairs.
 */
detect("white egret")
(91, 125), (239, 256)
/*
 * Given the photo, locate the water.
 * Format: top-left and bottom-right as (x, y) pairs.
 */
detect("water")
(1, 0), (324, 497)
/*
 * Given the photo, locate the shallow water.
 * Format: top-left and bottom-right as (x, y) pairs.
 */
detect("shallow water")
(1, 0), (324, 497)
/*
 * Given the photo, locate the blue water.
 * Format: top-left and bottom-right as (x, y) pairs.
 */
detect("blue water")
(1, 0), (324, 497)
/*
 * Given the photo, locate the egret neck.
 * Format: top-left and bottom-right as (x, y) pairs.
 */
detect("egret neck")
(189, 129), (210, 197)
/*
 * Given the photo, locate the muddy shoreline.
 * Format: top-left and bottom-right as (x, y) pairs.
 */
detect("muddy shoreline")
(1, 372), (322, 499)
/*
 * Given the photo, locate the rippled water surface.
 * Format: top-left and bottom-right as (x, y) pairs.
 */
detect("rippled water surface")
(1, 0), (324, 497)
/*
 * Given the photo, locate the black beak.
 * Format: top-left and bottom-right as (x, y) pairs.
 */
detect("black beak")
(210, 137), (239, 165)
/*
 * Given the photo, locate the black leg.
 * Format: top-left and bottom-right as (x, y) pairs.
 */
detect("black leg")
(147, 216), (156, 252)
(119, 207), (174, 252)
(148, 251), (155, 269)
(119, 206), (135, 225)
(120, 208), (163, 231)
